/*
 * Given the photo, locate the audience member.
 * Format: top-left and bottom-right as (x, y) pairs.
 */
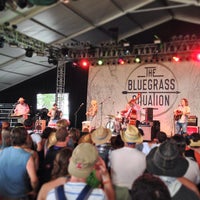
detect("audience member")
(40, 127), (69, 185)
(0, 128), (11, 149)
(0, 127), (38, 199)
(67, 127), (81, 149)
(24, 118), (42, 152)
(146, 139), (200, 200)
(46, 143), (115, 200)
(131, 173), (171, 200)
(91, 126), (112, 169)
(110, 134), (124, 150)
(37, 147), (73, 200)
(110, 125), (146, 200)
(171, 134), (200, 185)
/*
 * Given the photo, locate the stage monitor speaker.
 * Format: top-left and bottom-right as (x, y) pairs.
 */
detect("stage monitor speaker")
(139, 125), (152, 141)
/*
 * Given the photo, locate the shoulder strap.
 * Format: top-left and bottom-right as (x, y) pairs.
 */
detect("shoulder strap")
(55, 185), (67, 200)
(77, 184), (93, 200)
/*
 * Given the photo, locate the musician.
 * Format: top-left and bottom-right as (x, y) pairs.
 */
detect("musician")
(13, 97), (30, 123)
(86, 99), (98, 130)
(47, 103), (63, 121)
(123, 93), (141, 127)
(174, 98), (190, 135)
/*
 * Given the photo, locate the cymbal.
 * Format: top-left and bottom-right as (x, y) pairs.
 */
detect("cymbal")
(106, 114), (115, 118)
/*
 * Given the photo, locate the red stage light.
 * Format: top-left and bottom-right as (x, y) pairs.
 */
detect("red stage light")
(79, 59), (90, 68)
(196, 53), (200, 61)
(118, 58), (125, 65)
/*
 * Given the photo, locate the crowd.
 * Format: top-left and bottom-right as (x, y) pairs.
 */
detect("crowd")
(0, 117), (200, 200)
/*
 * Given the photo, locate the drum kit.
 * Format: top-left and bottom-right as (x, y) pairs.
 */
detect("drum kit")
(105, 109), (136, 134)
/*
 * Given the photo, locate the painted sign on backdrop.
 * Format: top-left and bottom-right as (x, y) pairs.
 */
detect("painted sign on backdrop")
(123, 63), (180, 116)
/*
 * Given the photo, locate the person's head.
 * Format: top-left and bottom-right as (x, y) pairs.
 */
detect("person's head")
(1, 128), (11, 147)
(18, 97), (25, 104)
(171, 134), (186, 155)
(24, 118), (33, 130)
(56, 127), (69, 142)
(69, 127), (81, 142)
(120, 125), (143, 145)
(42, 127), (56, 139)
(146, 139), (189, 177)
(53, 103), (57, 107)
(181, 98), (188, 106)
(2, 121), (10, 129)
(11, 127), (28, 146)
(91, 126), (112, 145)
(51, 147), (73, 180)
(91, 100), (97, 106)
(189, 133), (200, 147)
(68, 143), (98, 179)
(56, 119), (70, 129)
(156, 131), (167, 143)
(131, 173), (171, 200)
(110, 135), (124, 149)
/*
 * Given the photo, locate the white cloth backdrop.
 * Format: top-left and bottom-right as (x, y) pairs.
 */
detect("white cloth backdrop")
(87, 62), (200, 136)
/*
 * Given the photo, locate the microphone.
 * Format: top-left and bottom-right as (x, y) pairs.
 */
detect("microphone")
(80, 103), (84, 107)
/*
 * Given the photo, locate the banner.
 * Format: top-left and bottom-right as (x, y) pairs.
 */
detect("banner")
(87, 62), (200, 135)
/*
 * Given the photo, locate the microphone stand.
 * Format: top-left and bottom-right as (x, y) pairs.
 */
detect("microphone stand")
(74, 104), (84, 128)
(99, 97), (111, 126)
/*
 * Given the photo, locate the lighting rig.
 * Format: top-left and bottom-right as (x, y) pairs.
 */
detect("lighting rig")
(1, 22), (200, 67)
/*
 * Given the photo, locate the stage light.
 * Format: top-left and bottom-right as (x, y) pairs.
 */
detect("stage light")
(118, 58), (125, 65)
(172, 56), (180, 62)
(134, 57), (141, 63)
(0, 0), (6, 11)
(79, 58), (90, 68)
(25, 48), (34, 57)
(196, 53), (200, 61)
(97, 59), (104, 66)
(0, 37), (4, 48)
(17, 0), (28, 8)
(48, 57), (58, 65)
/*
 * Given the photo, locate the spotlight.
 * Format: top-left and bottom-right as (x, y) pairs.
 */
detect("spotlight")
(172, 56), (180, 62)
(0, 0), (6, 11)
(196, 53), (200, 62)
(118, 58), (125, 65)
(17, 0), (28, 8)
(79, 58), (90, 68)
(25, 48), (34, 57)
(0, 37), (4, 48)
(134, 57), (141, 63)
(48, 57), (58, 65)
(97, 59), (104, 66)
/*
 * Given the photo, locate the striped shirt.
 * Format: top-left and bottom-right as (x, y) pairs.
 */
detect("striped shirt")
(46, 182), (107, 200)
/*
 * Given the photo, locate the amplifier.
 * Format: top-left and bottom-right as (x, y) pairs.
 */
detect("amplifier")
(188, 116), (198, 126)
(187, 126), (199, 135)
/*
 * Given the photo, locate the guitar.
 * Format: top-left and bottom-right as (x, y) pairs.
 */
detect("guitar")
(174, 110), (182, 121)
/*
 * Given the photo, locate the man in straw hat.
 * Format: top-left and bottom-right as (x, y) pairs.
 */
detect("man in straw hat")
(46, 143), (114, 200)
(110, 125), (146, 200)
(13, 97), (30, 123)
(146, 139), (200, 200)
(91, 126), (112, 169)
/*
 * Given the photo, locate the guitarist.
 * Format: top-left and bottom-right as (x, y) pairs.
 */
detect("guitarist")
(174, 98), (190, 136)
